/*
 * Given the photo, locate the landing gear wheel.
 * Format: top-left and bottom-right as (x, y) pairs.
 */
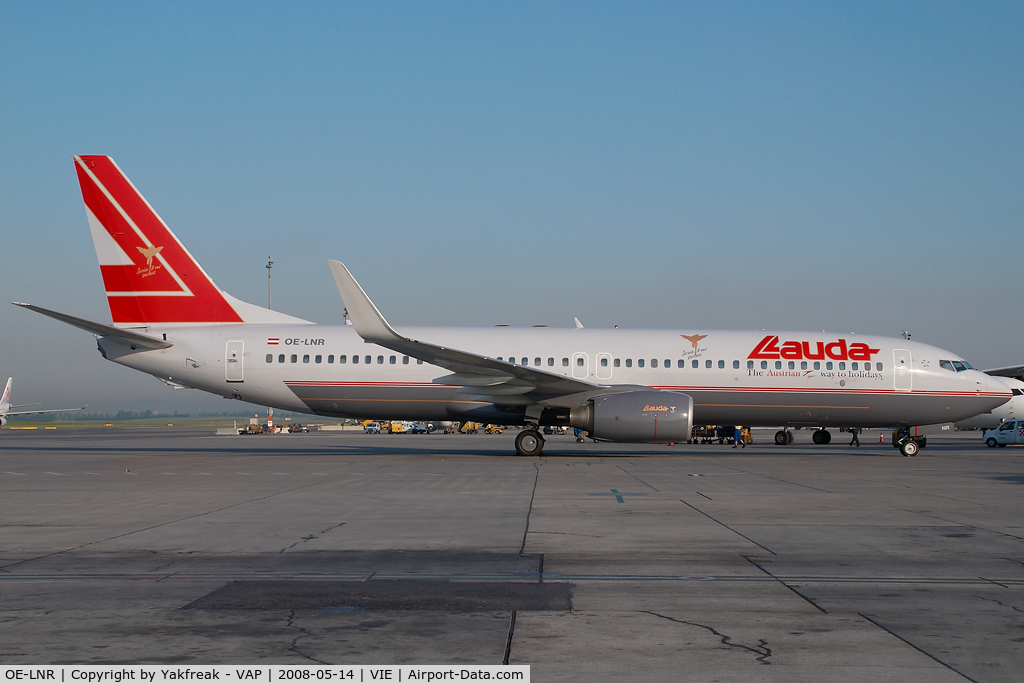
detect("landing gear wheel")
(899, 440), (919, 457)
(774, 430), (787, 445)
(787, 430), (794, 445)
(812, 429), (831, 445)
(515, 429), (545, 457)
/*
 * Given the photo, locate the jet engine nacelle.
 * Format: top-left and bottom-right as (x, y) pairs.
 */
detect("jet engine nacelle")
(0, 415), (7, 427)
(569, 390), (693, 443)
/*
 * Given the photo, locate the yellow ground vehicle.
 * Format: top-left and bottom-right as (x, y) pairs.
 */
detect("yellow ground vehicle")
(459, 422), (480, 434)
(484, 425), (503, 434)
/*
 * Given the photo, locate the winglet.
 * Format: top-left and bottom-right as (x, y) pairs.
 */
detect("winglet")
(327, 261), (403, 345)
(574, 317), (584, 329)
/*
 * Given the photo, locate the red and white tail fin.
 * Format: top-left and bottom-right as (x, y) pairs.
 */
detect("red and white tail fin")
(1, 378), (11, 409)
(75, 156), (309, 327)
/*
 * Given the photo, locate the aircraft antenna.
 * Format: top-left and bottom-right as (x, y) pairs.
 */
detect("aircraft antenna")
(266, 257), (274, 309)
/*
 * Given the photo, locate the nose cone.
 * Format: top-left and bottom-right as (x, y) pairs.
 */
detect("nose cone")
(970, 370), (1013, 407)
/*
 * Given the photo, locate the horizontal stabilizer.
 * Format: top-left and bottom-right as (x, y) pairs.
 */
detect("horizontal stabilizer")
(12, 303), (173, 350)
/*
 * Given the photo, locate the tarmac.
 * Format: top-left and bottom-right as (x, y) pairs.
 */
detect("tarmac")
(1, 426), (1022, 681)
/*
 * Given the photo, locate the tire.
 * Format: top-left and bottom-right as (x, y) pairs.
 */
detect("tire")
(900, 440), (919, 457)
(986, 438), (998, 448)
(787, 431), (794, 445)
(775, 430), (788, 445)
(515, 430), (545, 457)
(812, 430), (831, 445)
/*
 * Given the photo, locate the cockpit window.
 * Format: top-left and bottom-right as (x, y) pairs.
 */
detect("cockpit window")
(951, 361), (967, 372)
(939, 360), (954, 371)
(960, 361), (973, 369)
(1013, 389), (1023, 396)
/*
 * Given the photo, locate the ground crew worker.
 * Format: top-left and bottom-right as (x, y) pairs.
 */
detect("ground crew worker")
(733, 425), (745, 448)
(849, 426), (861, 447)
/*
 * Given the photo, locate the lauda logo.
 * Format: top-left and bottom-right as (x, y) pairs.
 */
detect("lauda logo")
(748, 335), (880, 361)
(643, 404), (672, 412)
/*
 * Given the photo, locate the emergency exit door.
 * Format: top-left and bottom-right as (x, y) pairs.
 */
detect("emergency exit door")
(893, 348), (912, 391)
(226, 341), (244, 382)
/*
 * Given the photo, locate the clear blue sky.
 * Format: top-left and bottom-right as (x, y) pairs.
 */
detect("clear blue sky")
(1, 2), (1021, 412)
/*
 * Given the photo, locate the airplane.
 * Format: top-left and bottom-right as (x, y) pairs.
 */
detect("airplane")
(13, 155), (1013, 457)
(0, 377), (85, 427)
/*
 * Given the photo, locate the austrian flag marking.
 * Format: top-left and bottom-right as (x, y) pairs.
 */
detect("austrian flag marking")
(748, 335), (880, 361)
(267, 338), (279, 345)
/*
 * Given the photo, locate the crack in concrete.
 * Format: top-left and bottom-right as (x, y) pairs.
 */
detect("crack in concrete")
(973, 595), (1024, 613)
(640, 610), (771, 664)
(285, 609), (328, 664)
(280, 523), (346, 553)
(519, 462), (540, 556)
(502, 610), (517, 665)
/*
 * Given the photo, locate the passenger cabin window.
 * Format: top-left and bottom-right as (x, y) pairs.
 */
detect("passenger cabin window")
(800, 361), (807, 370)
(279, 354), (285, 363)
(266, 354), (273, 363)
(548, 358), (554, 366)
(291, 355), (298, 363)
(303, 355), (310, 363)
(535, 357), (541, 367)
(339, 355), (347, 364)
(626, 359), (632, 367)
(734, 360), (740, 369)
(328, 355), (335, 363)
(692, 360), (699, 368)
(403, 356), (409, 364)
(562, 358), (569, 367)
(706, 360), (712, 369)
(775, 361), (782, 369)
(389, 355), (396, 364)
(615, 359), (621, 367)
(664, 359), (670, 368)
(600, 358), (608, 367)
(577, 357), (585, 367)
(826, 362), (833, 370)
(353, 355), (359, 364)
(851, 362), (858, 370)
(747, 360), (754, 369)
(787, 361), (795, 370)
(813, 361), (820, 370)
(365, 355), (371, 364)
(315, 355), (322, 364)
(377, 355), (384, 364)
(417, 359), (423, 364)
(839, 362), (846, 371)
(638, 359), (645, 368)
(761, 361), (767, 369)
(651, 359), (658, 368)
(679, 360), (686, 369)
(521, 357), (528, 366)
(718, 360), (725, 369)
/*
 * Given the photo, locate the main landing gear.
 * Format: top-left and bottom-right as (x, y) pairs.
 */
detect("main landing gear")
(811, 429), (832, 445)
(515, 429), (545, 457)
(774, 429), (794, 445)
(892, 428), (925, 457)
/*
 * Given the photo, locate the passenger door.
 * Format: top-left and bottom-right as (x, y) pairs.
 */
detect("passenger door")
(225, 340), (244, 382)
(893, 349), (912, 391)
(596, 353), (613, 380)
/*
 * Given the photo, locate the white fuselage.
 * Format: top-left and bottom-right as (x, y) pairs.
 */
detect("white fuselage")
(98, 324), (1011, 428)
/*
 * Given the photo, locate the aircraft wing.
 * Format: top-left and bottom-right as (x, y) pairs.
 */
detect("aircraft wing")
(328, 260), (598, 399)
(4, 406), (86, 417)
(12, 303), (173, 350)
(985, 364), (1024, 381)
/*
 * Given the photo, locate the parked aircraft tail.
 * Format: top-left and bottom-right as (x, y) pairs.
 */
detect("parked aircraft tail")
(1, 377), (11, 408)
(74, 156), (309, 327)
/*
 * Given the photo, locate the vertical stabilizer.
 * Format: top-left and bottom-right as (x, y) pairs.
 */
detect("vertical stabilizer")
(1, 378), (11, 409)
(74, 156), (310, 327)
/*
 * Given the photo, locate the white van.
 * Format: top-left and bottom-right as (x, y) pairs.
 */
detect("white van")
(985, 420), (1024, 448)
